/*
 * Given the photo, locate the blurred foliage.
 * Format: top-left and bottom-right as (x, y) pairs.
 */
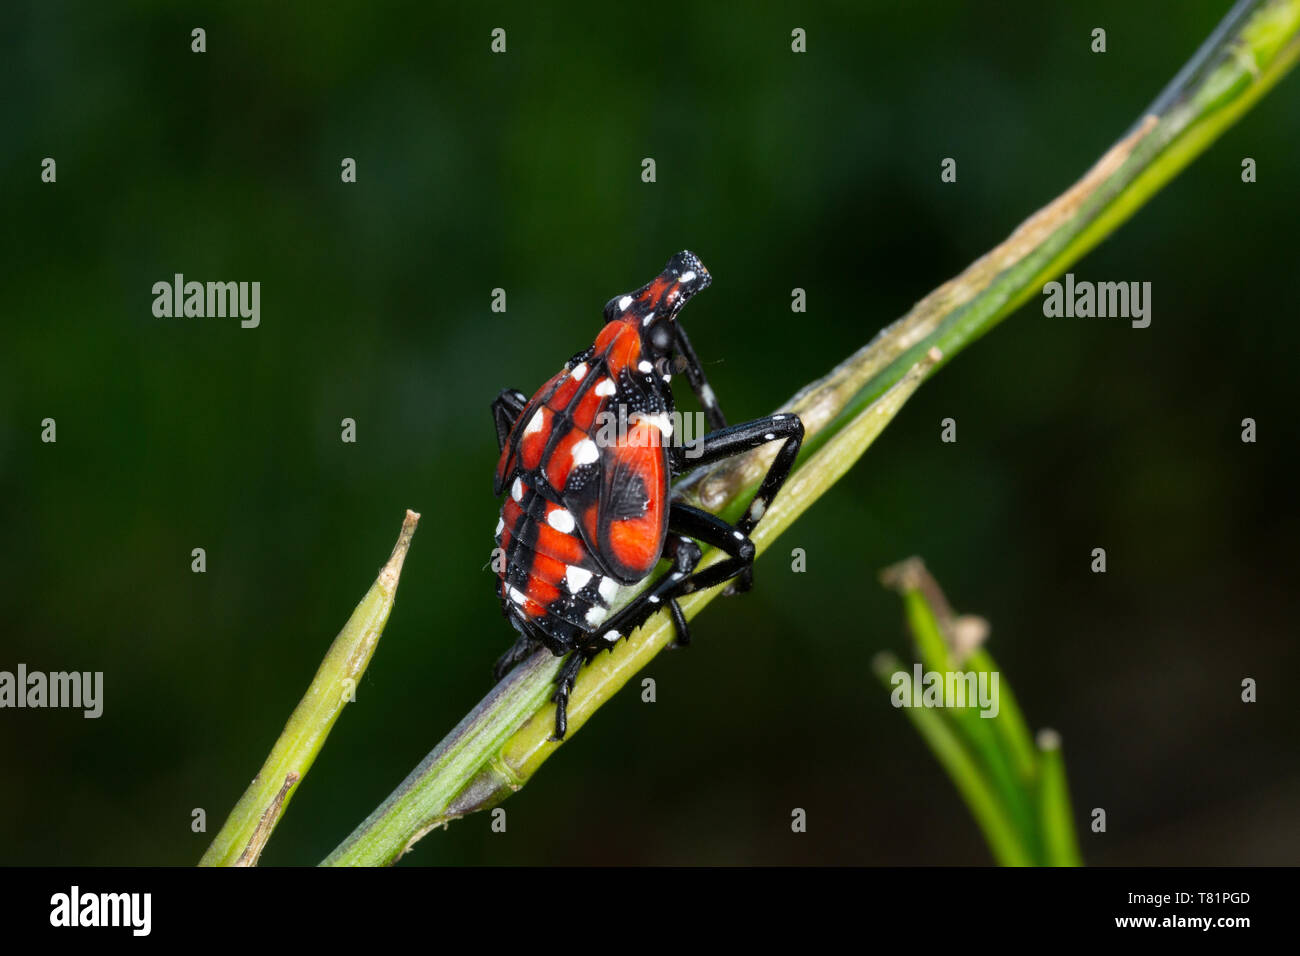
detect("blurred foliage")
(2, 1), (1297, 864)
(876, 558), (1082, 866)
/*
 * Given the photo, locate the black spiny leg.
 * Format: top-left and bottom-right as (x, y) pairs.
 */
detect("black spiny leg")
(666, 597), (691, 649)
(547, 501), (760, 738)
(675, 413), (804, 593)
(550, 647), (596, 741)
(666, 502), (757, 594)
(492, 630), (538, 682)
(492, 388), (528, 451)
(683, 413), (804, 536)
(672, 324), (728, 431)
(591, 533), (703, 652)
(589, 503), (757, 667)
(549, 534), (702, 740)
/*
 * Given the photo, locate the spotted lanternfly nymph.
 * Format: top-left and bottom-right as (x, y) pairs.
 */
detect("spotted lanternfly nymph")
(491, 251), (804, 739)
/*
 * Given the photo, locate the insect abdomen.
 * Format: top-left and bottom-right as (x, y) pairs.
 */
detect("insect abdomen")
(496, 474), (621, 649)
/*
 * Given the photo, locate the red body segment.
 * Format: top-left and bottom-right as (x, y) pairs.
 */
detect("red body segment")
(493, 266), (701, 653)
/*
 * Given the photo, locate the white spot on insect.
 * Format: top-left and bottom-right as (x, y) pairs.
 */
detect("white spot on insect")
(511, 477), (524, 502)
(571, 439), (599, 466)
(679, 270), (696, 283)
(638, 360), (653, 374)
(700, 384), (717, 408)
(663, 373), (672, 382)
(597, 577), (619, 603)
(618, 295), (633, 312)
(764, 432), (775, 441)
(642, 310), (656, 326)
(509, 586), (528, 606)
(748, 498), (767, 521)
(524, 410), (544, 435)
(571, 362), (588, 381)
(494, 516), (504, 536)
(594, 378), (616, 397)
(585, 605), (608, 626)
(603, 630), (621, 643)
(632, 412), (673, 438)
(733, 530), (744, 540)
(564, 565), (592, 592)
(648, 594), (660, 604)
(547, 508), (576, 533)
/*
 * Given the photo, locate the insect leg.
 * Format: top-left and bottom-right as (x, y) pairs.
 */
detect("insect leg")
(685, 413), (804, 538)
(492, 630), (539, 682)
(592, 497), (761, 655)
(665, 597), (691, 649)
(491, 388), (528, 451)
(586, 534), (703, 655)
(671, 324), (728, 431)
(550, 649), (590, 741)
(667, 502), (757, 595)
(547, 535), (704, 740)
(592, 502), (758, 662)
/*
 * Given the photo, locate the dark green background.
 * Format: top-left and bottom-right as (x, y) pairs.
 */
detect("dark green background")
(3, 1), (1297, 865)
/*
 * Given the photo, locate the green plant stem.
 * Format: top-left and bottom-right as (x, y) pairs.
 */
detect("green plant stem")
(323, 0), (1300, 866)
(1036, 730), (1084, 867)
(871, 651), (1033, 866)
(199, 510), (420, 866)
(324, 355), (938, 866)
(880, 558), (1046, 863)
(968, 647), (1037, 785)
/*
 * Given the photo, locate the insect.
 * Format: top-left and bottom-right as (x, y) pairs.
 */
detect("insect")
(490, 251), (804, 739)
